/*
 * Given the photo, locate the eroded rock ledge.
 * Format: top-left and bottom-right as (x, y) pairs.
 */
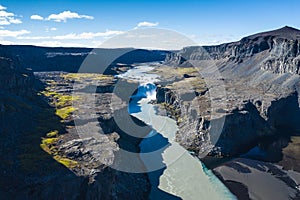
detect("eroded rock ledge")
(166, 26), (300, 75)
(156, 26), (300, 158)
(154, 27), (300, 199)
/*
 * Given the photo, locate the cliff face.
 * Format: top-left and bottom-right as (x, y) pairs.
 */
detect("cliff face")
(0, 58), (150, 199)
(160, 26), (300, 157)
(166, 26), (300, 75)
(0, 57), (34, 96)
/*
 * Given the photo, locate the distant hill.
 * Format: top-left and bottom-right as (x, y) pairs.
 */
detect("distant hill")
(0, 45), (169, 73)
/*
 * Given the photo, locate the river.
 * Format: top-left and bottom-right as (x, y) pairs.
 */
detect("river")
(117, 63), (237, 200)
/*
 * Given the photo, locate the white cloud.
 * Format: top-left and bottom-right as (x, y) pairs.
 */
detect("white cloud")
(16, 36), (51, 40)
(0, 10), (14, 17)
(0, 17), (22, 25)
(91, 40), (103, 47)
(0, 18), (10, 25)
(45, 27), (57, 32)
(11, 40), (87, 47)
(53, 30), (124, 40)
(46, 11), (94, 22)
(195, 33), (239, 46)
(30, 15), (44, 20)
(0, 5), (7, 10)
(0, 39), (13, 45)
(137, 21), (159, 28)
(0, 29), (30, 37)
(8, 18), (22, 24)
(0, 7), (22, 25)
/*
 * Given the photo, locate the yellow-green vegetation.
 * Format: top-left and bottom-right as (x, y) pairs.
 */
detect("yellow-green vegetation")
(38, 75), (83, 170)
(45, 80), (57, 85)
(175, 67), (198, 75)
(41, 89), (80, 106)
(167, 77), (207, 94)
(46, 130), (58, 137)
(151, 66), (199, 80)
(53, 155), (78, 168)
(61, 73), (114, 81)
(41, 137), (58, 146)
(41, 90), (59, 97)
(40, 130), (78, 169)
(41, 87), (79, 120)
(40, 131), (59, 155)
(55, 106), (76, 120)
(55, 95), (80, 108)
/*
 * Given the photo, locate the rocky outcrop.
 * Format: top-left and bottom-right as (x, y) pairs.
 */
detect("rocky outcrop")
(0, 59), (150, 199)
(159, 26), (300, 157)
(0, 57), (34, 96)
(215, 93), (300, 155)
(166, 26), (300, 75)
(260, 38), (300, 74)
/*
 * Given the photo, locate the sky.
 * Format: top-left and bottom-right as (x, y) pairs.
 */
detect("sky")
(0, 0), (299, 49)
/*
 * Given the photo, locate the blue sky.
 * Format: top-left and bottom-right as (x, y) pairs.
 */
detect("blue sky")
(0, 0), (299, 48)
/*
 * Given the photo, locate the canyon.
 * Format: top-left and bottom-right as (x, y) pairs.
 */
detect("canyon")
(1, 26), (300, 199)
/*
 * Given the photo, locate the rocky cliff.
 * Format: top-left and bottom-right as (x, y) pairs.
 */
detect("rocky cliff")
(155, 27), (300, 199)
(0, 58), (150, 199)
(160, 26), (300, 157)
(166, 26), (300, 75)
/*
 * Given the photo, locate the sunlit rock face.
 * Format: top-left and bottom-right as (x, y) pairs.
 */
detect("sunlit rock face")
(166, 26), (300, 75)
(160, 26), (300, 157)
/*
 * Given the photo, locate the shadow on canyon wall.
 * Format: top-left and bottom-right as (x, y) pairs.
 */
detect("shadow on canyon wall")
(210, 92), (300, 165)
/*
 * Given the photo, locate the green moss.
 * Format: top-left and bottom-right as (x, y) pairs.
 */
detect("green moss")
(55, 106), (76, 119)
(41, 137), (58, 146)
(41, 88), (80, 109)
(53, 155), (78, 168)
(40, 143), (52, 154)
(41, 90), (59, 97)
(176, 67), (198, 75)
(40, 135), (60, 156)
(61, 73), (113, 81)
(54, 95), (80, 108)
(38, 74), (86, 170)
(46, 130), (58, 138)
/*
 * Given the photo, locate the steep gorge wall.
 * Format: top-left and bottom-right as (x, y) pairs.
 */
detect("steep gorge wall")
(160, 26), (300, 157)
(0, 57), (150, 199)
(156, 83), (300, 156)
(166, 26), (300, 75)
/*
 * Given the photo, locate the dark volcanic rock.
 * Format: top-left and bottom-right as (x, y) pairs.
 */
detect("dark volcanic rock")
(0, 59), (150, 199)
(166, 26), (300, 75)
(0, 57), (34, 96)
(159, 26), (300, 158)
